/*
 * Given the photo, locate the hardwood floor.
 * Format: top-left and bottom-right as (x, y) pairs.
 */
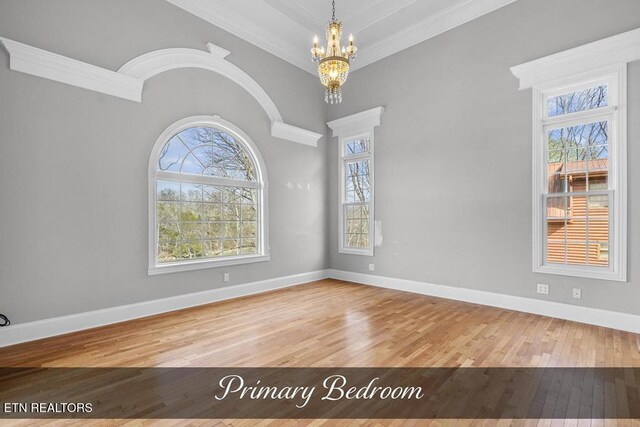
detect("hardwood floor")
(1, 279), (639, 426)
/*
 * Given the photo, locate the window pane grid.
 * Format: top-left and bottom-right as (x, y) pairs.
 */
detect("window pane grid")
(157, 180), (258, 263)
(344, 138), (370, 157)
(152, 123), (266, 272)
(547, 84), (608, 118)
(345, 159), (371, 204)
(544, 192), (611, 268)
(340, 135), (373, 254)
(343, 202), (370, 250)
(529, 68), (626, 280)
(159, 127), (257, 181)
(544, 113), (611, 269)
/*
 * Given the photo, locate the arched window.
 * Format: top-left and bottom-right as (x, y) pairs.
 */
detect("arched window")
(148, 116), (269, 274)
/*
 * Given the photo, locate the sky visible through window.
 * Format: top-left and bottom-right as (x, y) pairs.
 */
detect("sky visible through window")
(545, 85), (610, 268)
(155, 127), (259, 263)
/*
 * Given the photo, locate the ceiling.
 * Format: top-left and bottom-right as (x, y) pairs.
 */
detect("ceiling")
(166, 0), (518, 74)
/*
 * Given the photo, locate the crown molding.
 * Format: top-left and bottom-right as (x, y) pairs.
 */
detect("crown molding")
(327, 106), (385, 137)
(263, 0), (418, 35)
(346, 0), (419, 34)
(0, 37), (143, 101)
(511, 27), (640, 90)
(165, 0), (518, 75)
(351, 0), (519, 72)
(165, 0), (317, 75)
(0, 37), (322, 147)
(261, 0), (319, 34)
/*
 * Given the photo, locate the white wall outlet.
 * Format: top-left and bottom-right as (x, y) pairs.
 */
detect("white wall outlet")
(572, 288), (582, 299)
(537, 284), (549, 295)
(223, 273), (230, 282)
(368, 264), (375, 271)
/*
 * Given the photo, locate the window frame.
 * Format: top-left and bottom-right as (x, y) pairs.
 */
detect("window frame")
(532, 65), (627, 281)
(148, 115), (269, 275)
(327, 107), (384, 258)
(339, 133), (375, 256)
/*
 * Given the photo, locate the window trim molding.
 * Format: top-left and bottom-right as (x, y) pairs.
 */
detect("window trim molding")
(511, 29), (638, 282)
(328, 107), (384, 257)
(148, 115), (270, 275)
(327, 107), (384, 138)
(530, 65), (627, 282)
(510, 27), (640, 90)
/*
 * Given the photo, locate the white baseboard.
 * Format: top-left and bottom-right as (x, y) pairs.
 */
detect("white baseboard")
(3, 268), (637, 348)
(0, 270), (329, 348)
(327, 269), (640, 334)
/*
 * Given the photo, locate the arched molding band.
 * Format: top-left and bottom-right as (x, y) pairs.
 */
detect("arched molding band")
(0, 37), (322, 147)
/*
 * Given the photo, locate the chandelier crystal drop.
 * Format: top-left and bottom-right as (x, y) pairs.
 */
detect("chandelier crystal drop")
(310, 0), (357, 104)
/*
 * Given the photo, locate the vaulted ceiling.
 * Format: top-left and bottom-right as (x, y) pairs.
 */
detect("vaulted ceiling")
(166, 0), (518, 74)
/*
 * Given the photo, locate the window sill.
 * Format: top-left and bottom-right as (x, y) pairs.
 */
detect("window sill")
(339, 248), (374, 257)
(535, 264), (626, 282)
(148, 254), (270, 276)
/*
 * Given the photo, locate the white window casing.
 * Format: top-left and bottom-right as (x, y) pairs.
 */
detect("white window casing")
(328, 107), (384, 257)
(148, 115), (269, 275)
(533, 66), (626, 281)
(511, 28), (640, 281)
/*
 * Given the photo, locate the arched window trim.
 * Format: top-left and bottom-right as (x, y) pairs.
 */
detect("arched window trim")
(148, 115), (270, 275)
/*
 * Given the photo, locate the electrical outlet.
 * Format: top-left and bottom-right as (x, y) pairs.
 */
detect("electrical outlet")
(223, 273), (230, 282)
(368, 264), (375, 271)
(572, 288), (582, 299)
(537, 284), (549, 295)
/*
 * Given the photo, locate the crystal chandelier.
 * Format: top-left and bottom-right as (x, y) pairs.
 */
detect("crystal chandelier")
(310, 0), (357, 104)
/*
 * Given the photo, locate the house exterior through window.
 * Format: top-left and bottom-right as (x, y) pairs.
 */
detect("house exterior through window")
(510, 29), (637, 282)
(534, 67), (627, 281)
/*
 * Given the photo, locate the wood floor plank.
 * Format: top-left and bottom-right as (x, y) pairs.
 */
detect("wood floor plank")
(0, 279), (639, 426)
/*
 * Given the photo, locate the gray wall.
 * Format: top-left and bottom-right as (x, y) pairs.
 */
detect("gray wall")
(2, 0), (639, 326)
(328, 0), (640, 315)
(0, 0), (328, 324)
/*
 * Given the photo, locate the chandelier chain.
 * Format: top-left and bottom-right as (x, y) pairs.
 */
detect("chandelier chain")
(332, 0), (336, 21)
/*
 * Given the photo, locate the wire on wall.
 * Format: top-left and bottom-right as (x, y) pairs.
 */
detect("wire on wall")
(0, 314), (10, 327)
